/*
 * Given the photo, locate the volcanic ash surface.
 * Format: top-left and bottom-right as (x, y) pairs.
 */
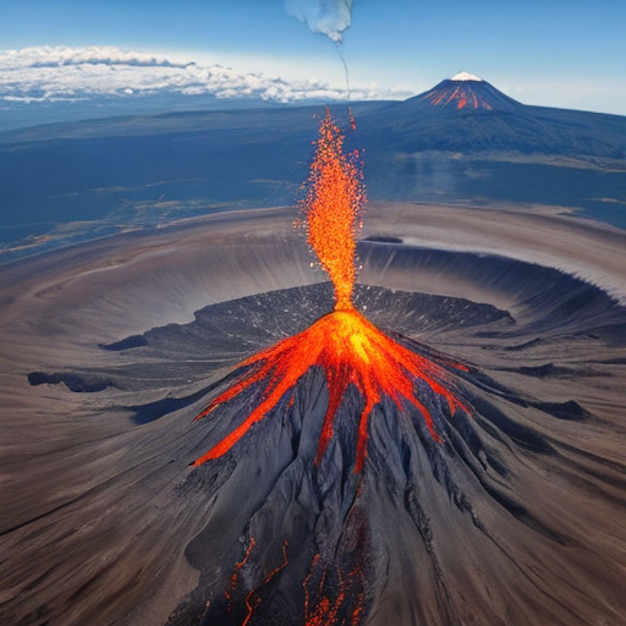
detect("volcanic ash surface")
(2, 222), (625, 625)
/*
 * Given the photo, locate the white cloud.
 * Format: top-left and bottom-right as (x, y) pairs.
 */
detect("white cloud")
(0, 45), (409, 105)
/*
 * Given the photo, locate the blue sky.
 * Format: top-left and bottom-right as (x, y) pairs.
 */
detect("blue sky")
(1, 0), (626, 114)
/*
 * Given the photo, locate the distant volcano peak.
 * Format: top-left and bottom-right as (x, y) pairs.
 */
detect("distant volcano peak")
(411, 74), (522, 113)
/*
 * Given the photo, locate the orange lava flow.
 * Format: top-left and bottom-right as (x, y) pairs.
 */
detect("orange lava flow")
(192, 109), (469, 472)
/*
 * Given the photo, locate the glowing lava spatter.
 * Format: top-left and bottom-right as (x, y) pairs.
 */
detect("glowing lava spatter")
(192, 108), (469, 472)
(304, 108), (364, 310)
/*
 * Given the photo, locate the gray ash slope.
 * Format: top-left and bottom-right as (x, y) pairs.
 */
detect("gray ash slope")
(12, 245), (626, 626)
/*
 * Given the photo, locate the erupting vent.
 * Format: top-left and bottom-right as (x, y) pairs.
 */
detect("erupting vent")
(192, 110), (469, 473)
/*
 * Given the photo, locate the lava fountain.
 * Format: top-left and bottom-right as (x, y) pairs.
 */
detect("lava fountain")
(192, 109), (470, 473)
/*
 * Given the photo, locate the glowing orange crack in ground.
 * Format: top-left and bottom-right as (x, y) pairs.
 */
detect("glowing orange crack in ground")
(192, 108), (469, 472)
(242, 540), (289, 626)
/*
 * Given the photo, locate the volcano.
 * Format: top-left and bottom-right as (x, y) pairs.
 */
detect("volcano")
(362, 71), (626, 157)
(405, 71), (521, 113)
(187, 111), (470, 477)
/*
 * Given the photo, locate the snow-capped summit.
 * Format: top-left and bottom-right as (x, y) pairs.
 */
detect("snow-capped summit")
(450, 71), (483, 82)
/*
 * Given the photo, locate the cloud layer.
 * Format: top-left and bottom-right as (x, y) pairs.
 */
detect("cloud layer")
(0, 45), (400, 105)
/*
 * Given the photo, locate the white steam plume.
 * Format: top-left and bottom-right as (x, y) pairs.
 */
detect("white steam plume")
(284, 0), (353, 43)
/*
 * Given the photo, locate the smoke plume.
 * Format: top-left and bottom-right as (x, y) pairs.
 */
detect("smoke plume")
(285, 0), (353, 43)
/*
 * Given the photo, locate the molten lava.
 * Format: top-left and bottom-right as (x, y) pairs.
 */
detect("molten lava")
(192, 108), (469, 472)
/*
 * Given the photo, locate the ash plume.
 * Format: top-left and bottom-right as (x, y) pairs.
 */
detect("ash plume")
(285, 0), (353, 43)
